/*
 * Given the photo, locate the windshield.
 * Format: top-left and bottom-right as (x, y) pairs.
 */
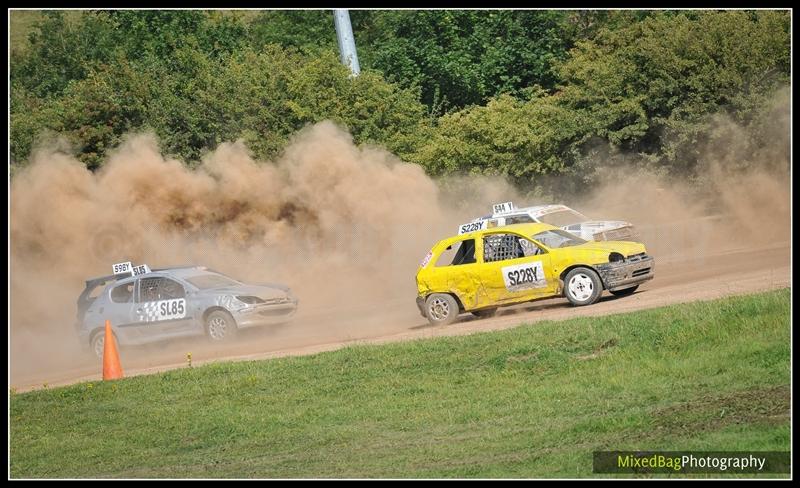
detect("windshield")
(538, 209), (586, 227)
(185, 273), (241, 290)
(532, 229), (587, 248)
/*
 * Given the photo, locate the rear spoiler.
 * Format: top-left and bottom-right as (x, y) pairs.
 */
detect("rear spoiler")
(76, 274), (123, 326)
(85, 274), (126, 288)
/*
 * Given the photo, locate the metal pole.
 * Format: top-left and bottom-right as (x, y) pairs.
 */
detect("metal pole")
(333, 9), (361, 76)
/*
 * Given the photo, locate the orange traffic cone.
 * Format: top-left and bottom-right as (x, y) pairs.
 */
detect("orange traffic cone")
(102, 319), (124, 380)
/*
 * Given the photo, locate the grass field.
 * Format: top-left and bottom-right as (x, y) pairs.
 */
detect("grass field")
(10, 289), (791, 478)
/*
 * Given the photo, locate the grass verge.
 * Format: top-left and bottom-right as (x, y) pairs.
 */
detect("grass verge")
(10, 289), (790, 478)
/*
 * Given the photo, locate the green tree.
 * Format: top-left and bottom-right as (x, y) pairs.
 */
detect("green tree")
(247, 10), (337, 54)
(557, 10), (790, 177)
(11, 11), (118, 98)
(106, 10), (249, 62)
(410, 90), (585, 185)
(360, 10), (571, 110)
(11, 10), (250, 100)
(10, 8), (790, 188)
(12, 42), (428, 169)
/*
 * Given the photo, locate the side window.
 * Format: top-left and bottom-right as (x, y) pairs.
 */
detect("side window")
(518, 237), (544, 257)
(160, 278), (186, 300)
(110, 282), (134, 303)
(140, 278), (159, 302)
(139, 277), (186, 302)
(483, 234), (541, 262)
(505, 214), (535, 225)
(435, 239), (477, 266)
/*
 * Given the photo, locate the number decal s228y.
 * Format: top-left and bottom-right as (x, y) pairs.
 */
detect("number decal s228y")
(458, 220), (487, 235)
(501, 261), (546, 292)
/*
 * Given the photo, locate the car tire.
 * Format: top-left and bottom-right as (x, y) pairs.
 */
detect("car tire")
(90, 329), (116, 360)
(205, 310), (238, 342)
(564, 267), (603, 306)
(424, 293), (460, 326)
(610, 285), (639, 297)
(471, 308), (498, 319)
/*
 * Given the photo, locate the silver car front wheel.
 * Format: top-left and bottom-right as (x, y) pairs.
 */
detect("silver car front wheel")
(205, 310), (238, 342)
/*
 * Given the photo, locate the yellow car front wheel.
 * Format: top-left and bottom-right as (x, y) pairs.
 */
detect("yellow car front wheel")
(564, 267), (603, 306)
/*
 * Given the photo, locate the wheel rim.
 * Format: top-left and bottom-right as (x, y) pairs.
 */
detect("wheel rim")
(568, 273), (594, 302)
(428, 297), (450, 321)
(93, 335), (105, 359)
(208, 316), (228, 340)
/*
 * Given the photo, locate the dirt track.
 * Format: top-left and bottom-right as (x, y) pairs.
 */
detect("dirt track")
(12, 242), (790, 393)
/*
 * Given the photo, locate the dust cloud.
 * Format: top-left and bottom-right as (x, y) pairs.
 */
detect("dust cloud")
(9, 88), (790, 384)
(562, 87), (791, 261)
(9, 122), (509, 382)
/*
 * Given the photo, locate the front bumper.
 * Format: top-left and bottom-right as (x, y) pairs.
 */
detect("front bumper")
(596, 254), (655, 291)
(232, 299), (298, 328)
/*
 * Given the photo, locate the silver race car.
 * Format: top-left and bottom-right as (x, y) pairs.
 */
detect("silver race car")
(76, 263), (298, 358)
(459, 202), (640, 242)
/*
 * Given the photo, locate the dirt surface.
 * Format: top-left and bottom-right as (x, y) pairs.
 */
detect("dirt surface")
(12, 242), (789, 393)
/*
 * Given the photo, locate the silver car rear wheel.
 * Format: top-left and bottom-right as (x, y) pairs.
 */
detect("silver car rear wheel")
(90, 330), (118, 360)
(91, 332), (105, 359)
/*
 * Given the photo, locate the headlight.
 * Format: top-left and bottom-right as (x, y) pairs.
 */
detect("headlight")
(236, 295), (265, 305)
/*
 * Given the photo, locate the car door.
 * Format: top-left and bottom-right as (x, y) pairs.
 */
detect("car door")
(128, 275), (193, 343)
(428, 237), (482, 310)
(95, 278), (138, 344)
(476, 231), (556, 307)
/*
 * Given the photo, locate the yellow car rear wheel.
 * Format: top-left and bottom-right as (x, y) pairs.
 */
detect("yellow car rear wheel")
(425, 293), (459, 325)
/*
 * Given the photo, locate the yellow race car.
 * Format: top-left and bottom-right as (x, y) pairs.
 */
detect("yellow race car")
(415, 223), (654, 325)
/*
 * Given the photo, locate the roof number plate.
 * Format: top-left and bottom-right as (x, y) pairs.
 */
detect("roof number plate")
(493, 202), (515, 215)
(132, 264), (151, 276)
(458, 220), (488, 235)
(112, 261), (132, 276)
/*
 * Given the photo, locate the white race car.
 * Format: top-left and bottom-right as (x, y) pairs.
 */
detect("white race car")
(458, 202), (640, 242)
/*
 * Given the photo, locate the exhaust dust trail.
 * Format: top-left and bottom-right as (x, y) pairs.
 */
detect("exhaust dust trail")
(9, 122), (516, 381)
(561, 87), (791, 260)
